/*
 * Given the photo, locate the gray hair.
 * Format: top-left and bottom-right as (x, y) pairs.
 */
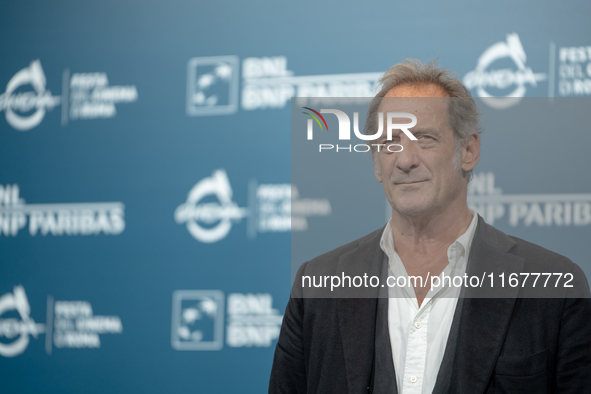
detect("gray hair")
(366, 58), (481, 182)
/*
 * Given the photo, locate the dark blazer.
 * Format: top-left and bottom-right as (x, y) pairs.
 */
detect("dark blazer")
(269, 216), (591, 394)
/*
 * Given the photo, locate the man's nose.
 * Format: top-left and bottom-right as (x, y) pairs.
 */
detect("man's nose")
(395, 138), (420, 173)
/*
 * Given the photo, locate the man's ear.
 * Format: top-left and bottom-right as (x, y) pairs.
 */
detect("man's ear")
(373, 153), (383, 183)
(461, 132), (480, 172)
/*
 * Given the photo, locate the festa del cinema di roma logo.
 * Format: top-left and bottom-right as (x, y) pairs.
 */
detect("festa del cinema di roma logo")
(174, 169), (248, 243)
(302, 107), (417, 152)
(463, 32), (547, 109)
(0, 60), (60, 131)
(0, 285), (45, 358)
(0, 285), (123, 358)
(0, 59), (138, 131)
(174, 169), (332, 243)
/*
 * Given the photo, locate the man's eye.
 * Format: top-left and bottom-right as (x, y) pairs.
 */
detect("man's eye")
(420, 135), (433, 140)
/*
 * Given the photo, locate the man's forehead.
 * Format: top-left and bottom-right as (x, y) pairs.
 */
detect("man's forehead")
(383, 83), (448, 98)
(377, 84), (449, 123)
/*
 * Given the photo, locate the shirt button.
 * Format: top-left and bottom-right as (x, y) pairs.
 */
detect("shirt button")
(414, 321), (422, 329)
(410, 376), (418, 383)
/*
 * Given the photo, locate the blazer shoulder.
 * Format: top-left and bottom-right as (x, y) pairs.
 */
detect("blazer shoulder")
(508, 234), (577, 271)
(477, 216), (581, 274)
(508, 234), (590, 295)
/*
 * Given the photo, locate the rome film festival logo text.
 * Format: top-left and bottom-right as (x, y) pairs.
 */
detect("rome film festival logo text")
(0, 285), (123, 357)
(0, 59), (138, 131)
(174, 170), (331, 243)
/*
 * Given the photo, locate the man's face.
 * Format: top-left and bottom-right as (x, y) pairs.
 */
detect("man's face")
(374, 84), (479, 219)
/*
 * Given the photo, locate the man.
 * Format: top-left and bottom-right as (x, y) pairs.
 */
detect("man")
(269, 59), (591, 393)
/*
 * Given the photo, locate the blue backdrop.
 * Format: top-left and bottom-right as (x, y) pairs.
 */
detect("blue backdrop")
(1, 1), (590, 393)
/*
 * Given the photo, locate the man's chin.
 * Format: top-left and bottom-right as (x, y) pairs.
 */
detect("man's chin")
(391, 199), (432, 218)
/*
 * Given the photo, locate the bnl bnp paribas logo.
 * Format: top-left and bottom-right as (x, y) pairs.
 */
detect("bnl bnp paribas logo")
(467, 172), (591, 227)
(0, 285), (123, 357)
(171, 291), (282, 350)
(174, 169), (331, 243)
(186, 55), (383, 116)
(0, 184), (125, 237)
(0, 59), (138, 131)
(464, 33), (547, 109)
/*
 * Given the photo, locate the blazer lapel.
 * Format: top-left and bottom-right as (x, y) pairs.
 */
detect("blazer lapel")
(445, 216), (525, 394)
(337, 229), (387, 393)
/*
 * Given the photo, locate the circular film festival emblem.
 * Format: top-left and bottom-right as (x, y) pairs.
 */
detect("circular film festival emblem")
(0, 60), (61, 131)
(464, 33), (547, 109)
(0, 286), (45, 358)
(175, 169), (248, 243)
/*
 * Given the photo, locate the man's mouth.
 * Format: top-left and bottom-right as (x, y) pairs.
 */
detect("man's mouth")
(395, 180), (426, 185)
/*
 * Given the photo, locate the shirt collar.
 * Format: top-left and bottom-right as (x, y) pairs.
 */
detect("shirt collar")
(380, 209), (479, 271)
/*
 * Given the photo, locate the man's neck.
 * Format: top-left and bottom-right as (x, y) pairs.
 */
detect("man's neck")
(389, 202), (474, 307)
(390, 203), (473, 258)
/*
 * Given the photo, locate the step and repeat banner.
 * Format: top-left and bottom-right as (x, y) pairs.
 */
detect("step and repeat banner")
(1, 0), (590, 393)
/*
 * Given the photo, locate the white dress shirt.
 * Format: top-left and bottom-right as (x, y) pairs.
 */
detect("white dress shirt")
(380, 210), (478, 394)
